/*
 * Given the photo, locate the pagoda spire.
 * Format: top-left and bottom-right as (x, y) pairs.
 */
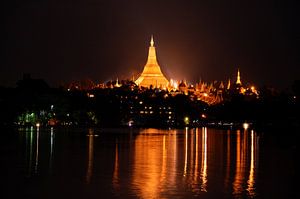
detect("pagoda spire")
(236, 68), (242, 85)
(227, 78), (231, 90)
(150, 35), (154, 47)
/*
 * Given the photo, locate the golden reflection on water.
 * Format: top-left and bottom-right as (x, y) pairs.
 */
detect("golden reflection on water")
(232, 128), (259, 198)
(233, 130), (245, 195)
(200, 127), (208, 192)
(132, 128), (167, 198)
(183, 128), (188, 177)
(128, 128), (259, 198)
(246, 130), (259, 197)
(18, 127), (259, 197)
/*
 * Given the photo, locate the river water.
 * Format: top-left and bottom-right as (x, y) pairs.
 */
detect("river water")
(0, 127), (297, 198)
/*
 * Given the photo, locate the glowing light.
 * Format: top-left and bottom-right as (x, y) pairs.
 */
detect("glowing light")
(128, 120), (134, 127)
(36, 123), (40, 128)
(184, 117), (189, 125)
(247, 131), (256, 196)
(201, 114), (207, 118)
(243, 122), (249, 130)
(135, 36), (169, 88)
(88, 94), (95, 98)
(203, 93), (208, 97)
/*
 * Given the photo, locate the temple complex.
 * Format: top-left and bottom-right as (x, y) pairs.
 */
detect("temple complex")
(135, 36), (169, 89)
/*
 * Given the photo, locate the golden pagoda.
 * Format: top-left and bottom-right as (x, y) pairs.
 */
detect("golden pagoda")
(135, 36), (169, 89)
(236, 68), (242, 85)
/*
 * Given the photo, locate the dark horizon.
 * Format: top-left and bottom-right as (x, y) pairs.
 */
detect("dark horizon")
(2, 0), (299, 89)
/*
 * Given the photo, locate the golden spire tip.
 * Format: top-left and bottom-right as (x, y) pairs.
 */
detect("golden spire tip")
(150, 35), (154, 47)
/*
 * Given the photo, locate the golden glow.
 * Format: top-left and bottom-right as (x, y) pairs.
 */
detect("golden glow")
(184, 117), (189, 125)
(200, 127), (208, 192)
(132, 130), (163, 198)
(98, 128), (259, 197)
(150, 35), (154, 47)
(131, 129), (178, 198)
(194, 128), (199, 183)
(236, 68), (242, 85)
(233, 130), (243, 195)
(240, 87), (246, 94)
(243, 122), (249, 130)
(86, 129), (94, 184)
(135, 36), (169, 88)
(247, 130), (258, 197)
(170, 79), (178, 90)
(184, 128), (188, 177)
(160, 135), (167, 184)
(233, 129), (249, 196)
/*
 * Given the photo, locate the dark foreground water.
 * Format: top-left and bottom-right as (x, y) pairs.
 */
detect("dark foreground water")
(0, 127), (297, 199)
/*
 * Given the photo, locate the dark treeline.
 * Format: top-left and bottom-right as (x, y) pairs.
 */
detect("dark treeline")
(0, 77), (299, 130)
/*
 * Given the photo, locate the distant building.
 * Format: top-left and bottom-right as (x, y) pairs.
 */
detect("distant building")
(135, 36), (169, 89)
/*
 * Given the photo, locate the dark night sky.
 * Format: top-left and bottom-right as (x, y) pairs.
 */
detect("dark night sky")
(2, 0), (300, 89)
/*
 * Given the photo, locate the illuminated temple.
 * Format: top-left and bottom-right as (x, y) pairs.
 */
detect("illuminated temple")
(135, 36), (169, 89)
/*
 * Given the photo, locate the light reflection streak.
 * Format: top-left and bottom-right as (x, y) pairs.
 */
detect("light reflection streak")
(160, 135), (167, 184)
(113, 140), (120, 190)
(17, 127), (261, 197)
(173, 130), (177, 182)
(194, 128), (199, 184)
(28, 127), (33, 176)
(190, 129), (194, 177)
(86, 129), (94, 184)
(200, 127), (207, 192)
(132, 129), (162, 199)
(247, 130), (258, 197)
(49, 127), (54, 170)
(184, 128), (188, 177)
(34, 127), (39, 174)
(233, 130), (243, 195)
(224, 130), (231, 189)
